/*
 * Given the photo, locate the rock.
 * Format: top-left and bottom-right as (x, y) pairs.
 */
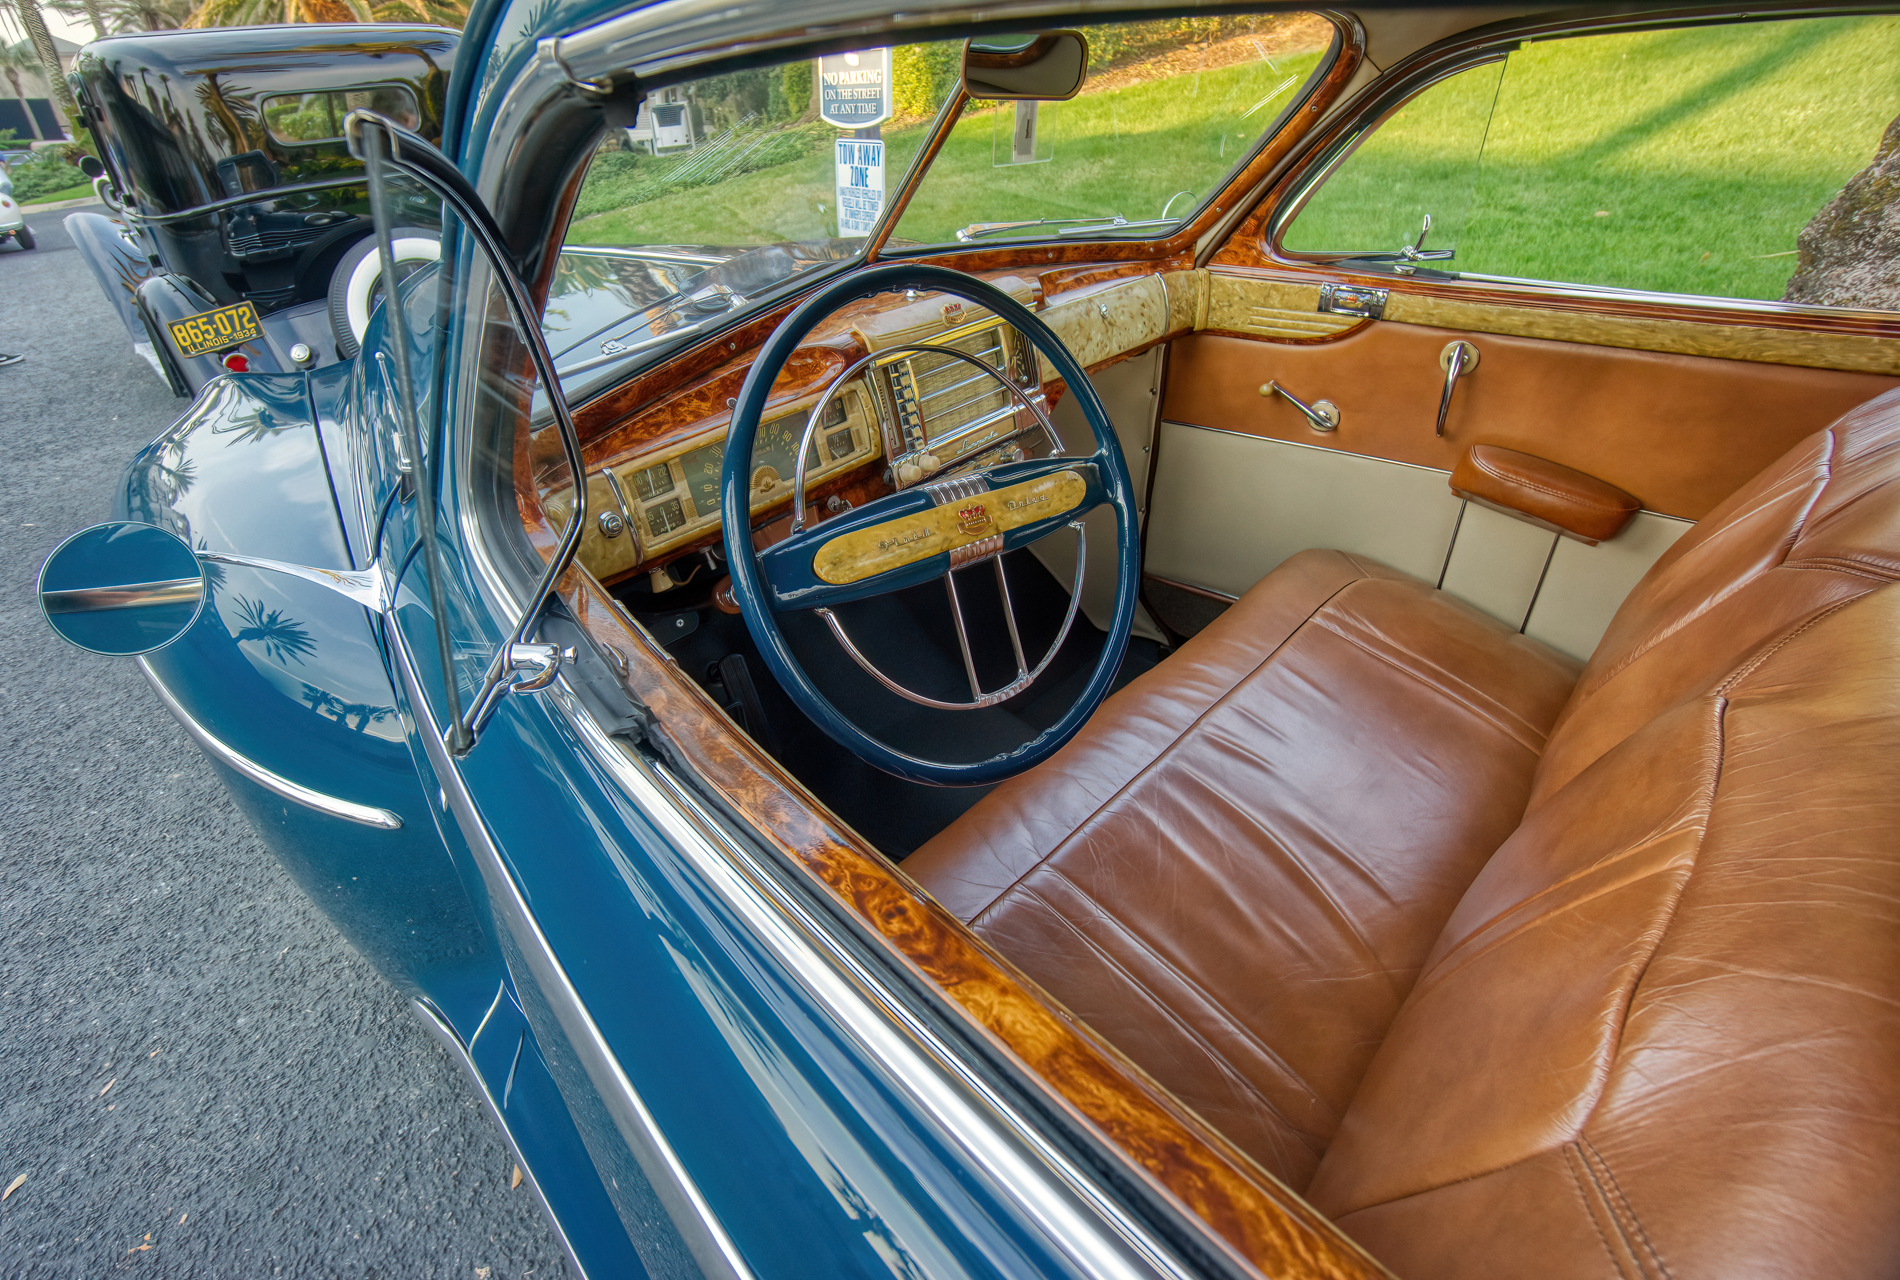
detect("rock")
(1783, 113), (1900, 310)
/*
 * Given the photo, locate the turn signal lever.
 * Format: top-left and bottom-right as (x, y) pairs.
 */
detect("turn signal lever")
(1260, 380), (1340, 433)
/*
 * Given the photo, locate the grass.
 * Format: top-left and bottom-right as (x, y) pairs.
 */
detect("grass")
(1285, 15), (1900, 301)
(566, 47), (1326, 248)
(20, 182), (95, 206)
(565, 15), (1900, 305)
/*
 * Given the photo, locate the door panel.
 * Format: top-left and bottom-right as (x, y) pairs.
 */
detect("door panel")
(1145, 424), (1695, 661)
(1163, 320), (1898, 520)
(1145, 426), (1461, 596)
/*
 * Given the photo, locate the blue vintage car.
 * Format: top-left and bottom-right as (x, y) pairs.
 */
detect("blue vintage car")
(37, 1), (1900, 1276)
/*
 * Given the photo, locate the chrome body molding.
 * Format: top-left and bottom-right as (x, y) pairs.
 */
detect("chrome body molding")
(385, 622), (756, 1280)
(545, 679), (1205, 1280)
(409, 997), (590, 1280)
(136, 657), (404, 830)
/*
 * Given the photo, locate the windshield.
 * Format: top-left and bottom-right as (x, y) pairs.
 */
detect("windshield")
(891, 14), (1335, 248)
(548, 40), (964, 404)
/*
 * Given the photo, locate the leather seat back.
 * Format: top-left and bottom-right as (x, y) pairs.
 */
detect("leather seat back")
(1533, 389), (1900, 804)
(1308, 392), (1900, 1277)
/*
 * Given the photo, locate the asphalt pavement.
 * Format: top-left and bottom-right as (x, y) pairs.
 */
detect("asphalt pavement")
(0, 208), (569, 1278)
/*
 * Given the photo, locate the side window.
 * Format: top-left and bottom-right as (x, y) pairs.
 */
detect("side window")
(1280, 15), (1900, 309)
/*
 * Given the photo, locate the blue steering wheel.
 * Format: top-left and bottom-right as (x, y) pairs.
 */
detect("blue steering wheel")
(721, 263), (1139, 786)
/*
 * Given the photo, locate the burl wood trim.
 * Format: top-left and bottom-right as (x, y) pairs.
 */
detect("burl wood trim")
(1380, 291), (1900, 376)
(513, 451), (1385, 1279)
(1204, 274), (1364, 343)
(812, 471), (1086, 585)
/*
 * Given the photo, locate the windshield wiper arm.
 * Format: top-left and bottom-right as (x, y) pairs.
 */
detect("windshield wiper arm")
(553, 285), (747, 379)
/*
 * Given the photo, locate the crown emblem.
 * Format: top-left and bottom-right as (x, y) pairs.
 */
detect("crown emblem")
(956, 502), (991, 536)
(941, 300), (965, 324)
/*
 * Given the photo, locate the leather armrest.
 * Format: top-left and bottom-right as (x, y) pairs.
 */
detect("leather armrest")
(1450, 445), (1639, 545)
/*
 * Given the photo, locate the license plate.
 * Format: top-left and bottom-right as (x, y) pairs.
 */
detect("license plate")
(167, 302), (261, 358)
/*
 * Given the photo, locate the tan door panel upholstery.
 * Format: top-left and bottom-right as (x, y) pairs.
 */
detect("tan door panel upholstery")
(1164, 323), (1898, 519)
(912, 390), (1900, 1276)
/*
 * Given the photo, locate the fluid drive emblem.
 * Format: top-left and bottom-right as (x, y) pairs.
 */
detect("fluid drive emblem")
(956, 503), (992, 536)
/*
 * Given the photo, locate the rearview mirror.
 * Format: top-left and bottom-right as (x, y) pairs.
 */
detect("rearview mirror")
(38, 521), (206, 656)
(962, 32), (1088, 101)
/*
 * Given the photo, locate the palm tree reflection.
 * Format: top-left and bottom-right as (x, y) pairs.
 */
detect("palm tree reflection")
(231, 595), (316, 664)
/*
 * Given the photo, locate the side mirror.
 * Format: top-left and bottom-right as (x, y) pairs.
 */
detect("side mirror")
(961, 31), (1088, 101)
(38, 522), (206, 656)
(78, 154), (105, 180)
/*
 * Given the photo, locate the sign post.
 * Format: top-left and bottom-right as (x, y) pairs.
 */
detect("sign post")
(818, 49), (891, 237)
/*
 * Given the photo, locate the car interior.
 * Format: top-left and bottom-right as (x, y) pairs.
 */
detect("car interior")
(499, 6), (1900, 1272)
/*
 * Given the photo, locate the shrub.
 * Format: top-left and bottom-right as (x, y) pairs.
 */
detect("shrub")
(8, 153), (87, 202)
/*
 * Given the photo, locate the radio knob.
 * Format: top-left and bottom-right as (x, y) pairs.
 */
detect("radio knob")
(918, 453), (941, 473)
(896, 461), (924, 485)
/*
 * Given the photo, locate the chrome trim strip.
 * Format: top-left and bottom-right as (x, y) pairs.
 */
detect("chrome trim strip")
(136, 657), (403, 830)
(41, 578), (202, 613)
(409, 998), (591, 1280)
(386, 622), (754, 1280)
(548, 683), (1199, 1280)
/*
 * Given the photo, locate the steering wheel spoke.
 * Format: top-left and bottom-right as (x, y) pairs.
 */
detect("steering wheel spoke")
(722, 262), (1139, 786)
(758, 456), (1105, 611)
(815, 521), (1089, 711)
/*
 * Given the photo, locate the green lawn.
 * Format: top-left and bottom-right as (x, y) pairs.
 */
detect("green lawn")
(567, 15), (1900, 306)
(1285, 15), (1900, 301)
(566, 51), (1325, 248)
(20, 182), (95, 206)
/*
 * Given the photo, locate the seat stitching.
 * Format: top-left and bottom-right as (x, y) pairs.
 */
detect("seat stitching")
(1565, 1143), (1641, 1280)
(1036, 860), (1366, 1111)
(965, 566), (1374, 923)
(1006, 883), (1326, 1156)
(1583, 1136), (1672, 1280)
(1783, 555), (1900, 583)
(1471, 453), (1634, 514)
(1716, 593), (1867, 696)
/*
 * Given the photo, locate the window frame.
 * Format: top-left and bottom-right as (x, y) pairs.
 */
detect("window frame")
(1259, 6), (1900, 328)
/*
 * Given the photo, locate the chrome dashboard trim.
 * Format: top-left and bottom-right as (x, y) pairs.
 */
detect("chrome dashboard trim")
(386, 621), (755, 1280)
(136, 657), (404, 830)
(409, 997), (591, 1280)
(548, 680), (1201, 1280)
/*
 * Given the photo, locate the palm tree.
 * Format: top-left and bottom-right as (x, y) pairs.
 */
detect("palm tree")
(46, 0), (193, 31)
(0, 39), (42, 139)
(11, 0), (75, 129)
(184, 0), (370, 25)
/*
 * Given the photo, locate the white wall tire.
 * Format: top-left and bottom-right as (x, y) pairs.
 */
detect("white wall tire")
(326, 232), (439, 359)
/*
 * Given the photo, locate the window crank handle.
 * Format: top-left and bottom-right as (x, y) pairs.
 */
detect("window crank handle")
(1261, 380), (1340, 433)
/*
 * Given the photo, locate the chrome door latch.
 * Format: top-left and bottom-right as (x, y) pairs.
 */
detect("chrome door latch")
(507, 642), (576, 693)
(1436, 341), (1480, 438)
(1318, 282), (1387, 320)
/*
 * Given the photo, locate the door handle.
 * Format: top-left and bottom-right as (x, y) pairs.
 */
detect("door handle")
(1260, 380), (1340, 433)
(1436, 341), (1479, 438)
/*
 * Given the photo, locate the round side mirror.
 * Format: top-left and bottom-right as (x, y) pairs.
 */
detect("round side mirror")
(38, 522), (206, 656)
(78, 154), (105, 180)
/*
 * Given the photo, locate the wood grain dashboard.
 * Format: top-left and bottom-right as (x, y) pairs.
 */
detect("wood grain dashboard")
(540, 263), (1192, 586)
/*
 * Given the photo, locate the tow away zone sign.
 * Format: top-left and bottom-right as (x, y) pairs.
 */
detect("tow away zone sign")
(835, 138), (885, 236)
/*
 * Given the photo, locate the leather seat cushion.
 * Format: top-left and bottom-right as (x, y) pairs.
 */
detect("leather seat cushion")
(906, 548), (1581, 1189)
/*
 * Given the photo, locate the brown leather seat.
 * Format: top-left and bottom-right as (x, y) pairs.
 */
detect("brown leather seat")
(907, 389), (1900, 1276)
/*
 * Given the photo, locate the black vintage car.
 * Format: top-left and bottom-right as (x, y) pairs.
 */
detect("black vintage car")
(64, 23), (457, 395)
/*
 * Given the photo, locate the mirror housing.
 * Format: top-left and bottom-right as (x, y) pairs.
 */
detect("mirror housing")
(78, 154), (105, 180)
(38, 521), (206, 656)
(962, 32), (1088, 101)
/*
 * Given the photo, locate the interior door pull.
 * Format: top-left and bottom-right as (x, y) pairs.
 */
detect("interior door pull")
(1261, 380), (1340, 433)
(1436, 341), (1480, 438)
